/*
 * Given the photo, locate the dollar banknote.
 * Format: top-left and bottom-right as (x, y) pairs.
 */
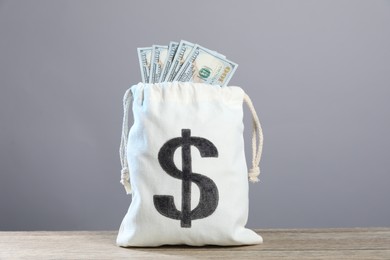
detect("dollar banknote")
(173, 44), (238, 86)
(137, 47), (153, 83)
(137, 40), (238, 86)
(159, 41), (179, 82)
(165, 40), (195, 82)
(149, 45), (168, 83)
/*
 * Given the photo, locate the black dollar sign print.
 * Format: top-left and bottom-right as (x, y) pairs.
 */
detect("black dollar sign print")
(153, 129), (219, 228)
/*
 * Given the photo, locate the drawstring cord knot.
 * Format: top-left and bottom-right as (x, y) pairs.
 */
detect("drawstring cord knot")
(248, 166), (260, 183)
(120, 167), (132, 194)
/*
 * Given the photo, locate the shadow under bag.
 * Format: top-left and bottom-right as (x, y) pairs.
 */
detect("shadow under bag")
(117, 82), (264, 247)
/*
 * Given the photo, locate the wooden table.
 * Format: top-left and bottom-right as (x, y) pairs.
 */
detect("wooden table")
(1, 228), (389, 259)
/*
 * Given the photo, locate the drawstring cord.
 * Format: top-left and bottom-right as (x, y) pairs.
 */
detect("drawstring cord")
(243, 94), (264, 183)
(119, 88), (133, 194)
(119, 88), (263, 193)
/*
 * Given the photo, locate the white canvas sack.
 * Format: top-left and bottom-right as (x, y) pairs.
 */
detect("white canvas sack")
(117, 82), (264, 247)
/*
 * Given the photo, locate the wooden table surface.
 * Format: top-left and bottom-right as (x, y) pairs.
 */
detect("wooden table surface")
(1, 228), (389, 259)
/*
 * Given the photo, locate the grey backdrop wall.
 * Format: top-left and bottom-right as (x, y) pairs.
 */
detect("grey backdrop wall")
(1, 0), (389, 231)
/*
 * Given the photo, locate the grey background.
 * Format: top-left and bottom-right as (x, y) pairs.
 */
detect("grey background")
(0, 0), (389, 231)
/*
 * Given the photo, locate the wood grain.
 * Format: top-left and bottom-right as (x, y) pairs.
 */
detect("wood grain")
(1, 228), (389, 259)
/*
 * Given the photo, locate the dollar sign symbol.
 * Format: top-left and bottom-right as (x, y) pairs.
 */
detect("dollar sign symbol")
(153, 129), (219, 228)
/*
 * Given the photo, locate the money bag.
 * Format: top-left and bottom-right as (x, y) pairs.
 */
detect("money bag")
(117, 82), (264, 247)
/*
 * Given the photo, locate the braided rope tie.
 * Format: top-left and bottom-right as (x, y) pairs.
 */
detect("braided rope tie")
(119, 88), (133, 194)
(243, 93), (264, 183)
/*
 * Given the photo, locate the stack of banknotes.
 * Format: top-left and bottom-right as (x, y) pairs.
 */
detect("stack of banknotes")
(137, 40), (238, 87)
